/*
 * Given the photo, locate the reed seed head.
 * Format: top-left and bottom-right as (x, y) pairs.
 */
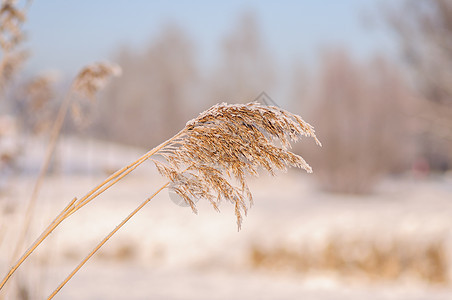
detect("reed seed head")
(72, 62), (122, 100)
(0, 0), (28, 90)
(19, 73), (60, 133)
(24, 74), (55, 110)
(152, 102), (320, 230)
(71, 62), (121, 125)
(0, 0), (25, 52)
(0, 51), (25, 84)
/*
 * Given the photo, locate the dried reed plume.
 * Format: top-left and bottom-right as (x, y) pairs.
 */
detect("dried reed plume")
(71, 62), (122, 124)
(48, 102), (320, 298)
(24, 74), (55, 110)
(0, 52), (26, 86)
(72, 62), (122, 100)
(151, 102), (321, 228)
(0, 102), (319, 298)
(20, 73), (56, 133)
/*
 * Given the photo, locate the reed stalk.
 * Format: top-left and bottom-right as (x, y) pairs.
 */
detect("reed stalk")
(1, 102), (320, 298)
(0, 130), (182, 291)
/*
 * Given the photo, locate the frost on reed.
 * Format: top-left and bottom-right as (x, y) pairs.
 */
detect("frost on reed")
(151, 102), (321, 229)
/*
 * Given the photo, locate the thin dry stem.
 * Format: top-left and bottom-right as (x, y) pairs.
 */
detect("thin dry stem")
(11, 89), (72, 262)
(8, 62), (121, 278)
(47, 182), (169, 300)
(0, 129), (183, 292)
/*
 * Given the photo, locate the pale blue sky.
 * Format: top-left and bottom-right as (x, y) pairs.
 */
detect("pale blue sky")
(24, 0), (394, 77)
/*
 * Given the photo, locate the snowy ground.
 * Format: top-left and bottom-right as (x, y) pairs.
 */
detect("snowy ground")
(1, 137), (452, 299)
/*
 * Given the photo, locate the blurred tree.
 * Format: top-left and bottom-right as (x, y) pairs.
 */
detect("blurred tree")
(94, 25), (199, 147)
(385, 0), (452, 170)
(94, 14), (277, 147)
(310, 50), (411, 194)
(208, 12), (276, 104)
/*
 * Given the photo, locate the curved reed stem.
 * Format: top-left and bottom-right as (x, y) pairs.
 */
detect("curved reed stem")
(11, 89), (72, 264)
(0, 130), (185, 292)
(4, 61), (122, 295)
(2, 102), (319, 298)
(47, 182), (169, 299)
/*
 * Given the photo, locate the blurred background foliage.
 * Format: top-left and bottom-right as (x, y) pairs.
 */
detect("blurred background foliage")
(1, 0), (452, 194)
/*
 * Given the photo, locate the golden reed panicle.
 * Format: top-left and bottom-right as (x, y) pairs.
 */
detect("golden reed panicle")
(151, 102), (321, 229)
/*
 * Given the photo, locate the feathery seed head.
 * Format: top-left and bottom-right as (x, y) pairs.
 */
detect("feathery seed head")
(71, 62), (122, 125)
(72, 62), (122, 100)
(152, 102), (320, 230)
(0, 51), (25, 84)
(24, 74), (56, 110)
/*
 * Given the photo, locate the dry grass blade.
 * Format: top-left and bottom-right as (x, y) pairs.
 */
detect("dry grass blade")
(152, 102), (320, 229)
(0, 129), (180, 292)
(47, 183), (170, 299)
